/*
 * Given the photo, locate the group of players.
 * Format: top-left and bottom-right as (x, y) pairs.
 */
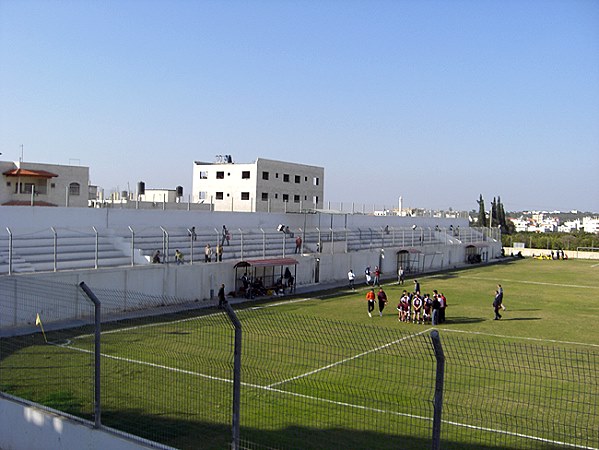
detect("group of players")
(396, 289), (447, 325)
(362, 275), (448, 325)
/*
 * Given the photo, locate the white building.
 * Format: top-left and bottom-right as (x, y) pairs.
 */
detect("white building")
(0, 160), (89, 208)
(582, 217), (599, 234)
(192, 156), (324, 213)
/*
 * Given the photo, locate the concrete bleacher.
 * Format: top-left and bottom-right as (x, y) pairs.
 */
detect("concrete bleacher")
(0, 224), (475, 275)
(0, 229), (130, 274)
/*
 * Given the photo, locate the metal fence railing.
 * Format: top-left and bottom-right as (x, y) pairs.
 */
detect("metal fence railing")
(3, 280), (595, 449)
(0, 225), (499, 275)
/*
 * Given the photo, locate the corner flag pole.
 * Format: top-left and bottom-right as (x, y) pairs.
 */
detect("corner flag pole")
(35, 313), (48, 343)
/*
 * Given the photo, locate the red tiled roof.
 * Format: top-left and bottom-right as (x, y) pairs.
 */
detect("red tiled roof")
(3, 168), (58, 178)
(234, 258), (299, 268)
(1, 200), (58, 207)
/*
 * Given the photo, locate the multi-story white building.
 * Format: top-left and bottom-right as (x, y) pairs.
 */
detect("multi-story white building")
(192, 156), (324, 212)
(0, 160), (89, 208)
(582, 217), (599, 234)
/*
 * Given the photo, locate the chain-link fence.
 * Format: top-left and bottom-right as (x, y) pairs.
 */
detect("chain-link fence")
(1, 279), (598, 449)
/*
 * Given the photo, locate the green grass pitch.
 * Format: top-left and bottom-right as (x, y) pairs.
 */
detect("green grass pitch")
(1, 258), (598, 449)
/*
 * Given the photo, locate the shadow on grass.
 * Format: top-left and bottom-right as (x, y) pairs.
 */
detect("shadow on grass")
(99, 409), (522, 450)
(501, 317), (541, 321)
(443, 316), (486, 325)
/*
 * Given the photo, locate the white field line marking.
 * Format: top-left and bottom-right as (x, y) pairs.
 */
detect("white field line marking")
(75, 297), (317, 340)
(74, 311), (222, 339)
(457, 275), (599, 290)
(591, 263), (599, 268)
(57, 340), (598, 450)
(249, 297), (314, 309)
(267, 328), (432, 389)
(440, 328), (599, 348)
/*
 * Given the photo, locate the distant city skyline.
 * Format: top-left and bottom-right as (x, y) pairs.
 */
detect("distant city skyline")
(1, 1), (598, 213)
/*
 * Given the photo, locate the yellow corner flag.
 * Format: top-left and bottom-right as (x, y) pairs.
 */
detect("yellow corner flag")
(35, 313), (47, 343)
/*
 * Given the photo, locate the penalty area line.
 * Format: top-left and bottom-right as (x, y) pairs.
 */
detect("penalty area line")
(267, 328), (432, 388)
(442, 328), (599, 348)
(56, 342), (596, 450)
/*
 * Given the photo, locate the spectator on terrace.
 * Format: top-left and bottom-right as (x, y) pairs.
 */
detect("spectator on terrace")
(174, 249), (184, 265)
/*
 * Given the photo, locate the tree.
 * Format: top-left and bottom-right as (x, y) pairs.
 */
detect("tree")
(477, 195), (487, 227)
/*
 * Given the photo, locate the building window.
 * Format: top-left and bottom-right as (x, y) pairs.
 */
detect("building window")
(295, 175), (300, 183)
(274, 193), (279, 199)
(283, 174), (290, 182)
(262, 171), (269, 180)
(198, 191), (207, 200)
(69, 182), (80, 196)
(294, 195), (300, 203)
(216, 171), (225, 179)
(18, 183), (34, 194)
(199, 171), (208, 179)
(241, 192), (250, 200)
(275, 173), (279, 178)
(283, 194), (289, 202)
(313, 195), (319, 205)
(6, 182), (11, 187)
(216, 192), (224, 200)
(242, 171), (250, 179)
(261, 192), (268, 201)
(51, 183), (56, 188)
(313, 177), (319, 186)
(304, 176), (308, 181)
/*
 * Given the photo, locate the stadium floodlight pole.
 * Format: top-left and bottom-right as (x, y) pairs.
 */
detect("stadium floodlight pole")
(222, 302), (241, 450)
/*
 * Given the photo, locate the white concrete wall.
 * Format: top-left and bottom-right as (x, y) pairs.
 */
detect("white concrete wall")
(503, 247), (599, 260)
(0, 205), (470, 233)
(0, 395), (170, 450)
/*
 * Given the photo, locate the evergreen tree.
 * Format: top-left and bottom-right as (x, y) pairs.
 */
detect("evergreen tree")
(491, 197), (498, 227)
(477, 194), (487, 227)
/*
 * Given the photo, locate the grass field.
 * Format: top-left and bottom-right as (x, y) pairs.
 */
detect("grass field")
(1, 257), (598, 449)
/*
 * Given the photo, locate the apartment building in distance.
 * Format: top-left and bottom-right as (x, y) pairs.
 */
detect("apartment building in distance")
(192, 156), (324, 212)
(0, 160), (89, 207)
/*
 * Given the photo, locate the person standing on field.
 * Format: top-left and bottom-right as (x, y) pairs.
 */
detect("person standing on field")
(373, 266), (381, 286)
(348, 269), (356, 290)
(366, 288), (376, 317)
(377, 287), (388, 317)
(493, 289), (503, 320)
(398, 266), (405, 285)
(497, 284), (506, 310)
(218, 283), (227, 308)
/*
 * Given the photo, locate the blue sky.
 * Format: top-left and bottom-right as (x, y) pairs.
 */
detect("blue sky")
(1, 0), (598, 212)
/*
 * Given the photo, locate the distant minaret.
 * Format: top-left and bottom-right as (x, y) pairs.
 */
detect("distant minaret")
(398, 196), (403, 216)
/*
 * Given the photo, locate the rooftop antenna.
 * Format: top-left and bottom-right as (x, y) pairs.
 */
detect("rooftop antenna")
(20, 144), (24, 163)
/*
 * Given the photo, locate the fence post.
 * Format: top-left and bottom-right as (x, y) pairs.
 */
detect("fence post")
(6, 227), (12, 275)
(430, 329), (445, 450)
(51, 227), (57, 272)
(92, 226), (99, 269)
(223, 302), (241, 450)
(78, 282), (102, 429)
